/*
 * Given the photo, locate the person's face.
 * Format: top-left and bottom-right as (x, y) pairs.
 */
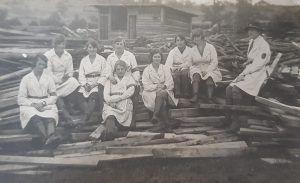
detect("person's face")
(193, 35), (203, 44)
(87, 44), (97, 56)
(54, 43), (65, 56)
(114, 41), (125, 53)
(152, 53), (162, 65)
(115, 65), (126, 78)
(34, 58), (47, 73)
(248, 29), (260, 39)
(176, 36), (186, 48)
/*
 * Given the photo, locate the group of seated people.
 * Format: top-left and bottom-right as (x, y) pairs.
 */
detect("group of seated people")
(18, 23), (271, 146)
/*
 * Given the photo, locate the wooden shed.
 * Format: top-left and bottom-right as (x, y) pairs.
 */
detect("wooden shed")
(91, 3), (199, 40)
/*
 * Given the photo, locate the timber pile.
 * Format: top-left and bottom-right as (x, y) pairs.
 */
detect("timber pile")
(1, 26), (300, 172)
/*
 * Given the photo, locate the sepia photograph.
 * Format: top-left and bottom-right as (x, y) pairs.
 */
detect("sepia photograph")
(0, 0), (300, 182)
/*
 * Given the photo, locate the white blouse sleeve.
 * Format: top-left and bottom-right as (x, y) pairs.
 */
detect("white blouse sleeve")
(18, 77), (32, 106)
(207, 45), (219, 72)
(44, 77), (57, 105)
(165, 49), (174, 69)
(78, 58), (86, 86)
(130, 53), (140, 83)
(163, 66), (174, 91)
(97, 57), (108, 86)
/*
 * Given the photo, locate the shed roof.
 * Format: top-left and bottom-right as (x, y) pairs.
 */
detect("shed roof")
(255, 0), (300, 6)
(90, 2), (201, 17)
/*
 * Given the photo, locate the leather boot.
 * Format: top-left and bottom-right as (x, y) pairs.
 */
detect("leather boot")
(173, 71), (181, 98)
(151, 93), (165, 124)
(190, 81), (199, 103)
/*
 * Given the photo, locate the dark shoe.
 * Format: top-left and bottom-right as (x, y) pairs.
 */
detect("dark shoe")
(151, 115), (159, 124)
(45, 134), (61, 149)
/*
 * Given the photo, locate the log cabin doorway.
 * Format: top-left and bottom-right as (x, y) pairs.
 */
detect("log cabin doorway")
(128, 15), (137, 39)
(99, 15), (109, 40)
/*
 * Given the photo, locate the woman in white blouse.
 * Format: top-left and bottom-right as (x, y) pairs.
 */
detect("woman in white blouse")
(78, 40), (107, 123)
(18, 54), (60, 146)
(165, 34), (192, 98)
(100, 60), (136, 140)
(189, 29), (222, 103)
(142, 49), (179, 132)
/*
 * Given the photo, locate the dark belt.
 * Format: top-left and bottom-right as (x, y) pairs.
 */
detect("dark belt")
(86, 74), (101, 78)
(131, 68), (139, 72)
(28, 95), (47, 99)
(110, 92), (123, 96)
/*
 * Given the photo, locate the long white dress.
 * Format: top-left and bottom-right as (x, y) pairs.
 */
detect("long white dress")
(230, 35), (271, 96)
(78, 54), (108, 98)
(44, 49), (79, 97)
(18, 71), (58, 129)
(106, 50), (140, 83)
(165, 46), (192, 70)
(190, 43), (222, 84)
(102, 73), (135, 127)
(142, 64), (179, 112)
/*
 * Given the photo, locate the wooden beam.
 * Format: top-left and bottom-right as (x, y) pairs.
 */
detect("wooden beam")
(0, 107), (20, 118)
(249, 125), (277, 132)
(174, 126), (214, 135)
(280, 114), (300, 128)
(0, 97), (17, 110)
(0, 134), (38, 143)
(0, 68), (31, 82)
(152, 141), (248, 158)
(239, 128), (280, 137)
(198, 104), (262, 112)
(70, 132), (90, 142)
(0, 164), (39, 173)
(136, 112), (150, 122)
(0, 154), (150, 168)
(256, 96), (300, 117)
(132, 137), (188, 146)
(176, 116), (225, 123)
(169, 108), (202, 118)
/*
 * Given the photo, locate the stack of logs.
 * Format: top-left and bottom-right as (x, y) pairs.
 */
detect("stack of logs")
(0, 26), (300, 172)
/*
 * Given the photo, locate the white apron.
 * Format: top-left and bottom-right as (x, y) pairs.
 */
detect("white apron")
(44, 49), (79, 97)
(165, 46), (192, 71)
(102, 73), (136, 127)
(78, 54), (107, 98)
(190, 43), (222, 84)
(142, 64), (179, 112)
(18, 71), (58, 129)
